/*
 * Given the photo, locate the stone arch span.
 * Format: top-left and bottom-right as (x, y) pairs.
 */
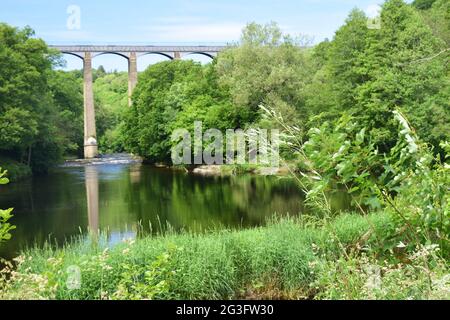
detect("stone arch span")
(184, 52), (215, 60)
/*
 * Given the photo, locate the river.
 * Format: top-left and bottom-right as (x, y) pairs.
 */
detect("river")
(0, 155), (308, 259)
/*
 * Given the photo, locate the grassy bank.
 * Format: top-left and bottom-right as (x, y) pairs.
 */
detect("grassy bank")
(1, 212), (448, 300)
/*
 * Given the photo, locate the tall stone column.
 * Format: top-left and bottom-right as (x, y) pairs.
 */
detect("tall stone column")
(83, 52), (98, 159)
(128, 52), (138, 107)
(174, 51), (181, 60)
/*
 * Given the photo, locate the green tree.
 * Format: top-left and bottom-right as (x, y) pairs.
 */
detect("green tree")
(415, 0), (450, 46)
(0, 108), (38, 151)
(122, 60), (232, 163)
(0, 23), (63, 172)
(325, 9), (369, 114)
(0, 168), (14, 244)
(216, 22), (313, 129)
(412, 0), (437, 10)
(48, 68), (129, 155)
(355, 0), (448, 151)
(240, 21), (284, 46)
(95, 65), (107, 80)
(122, 61), (204, 162)
(92, 71), (128, 153)
(48, 70), (84, 157)
(305, 1), (449, 153)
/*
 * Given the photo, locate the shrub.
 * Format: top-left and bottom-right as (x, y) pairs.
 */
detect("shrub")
(0, 168), (15, 245)
(265, 105), (449, 253)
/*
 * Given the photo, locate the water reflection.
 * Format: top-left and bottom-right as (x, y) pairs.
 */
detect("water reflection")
(85, 166), (99, 236)
(0, 161), (306, 259)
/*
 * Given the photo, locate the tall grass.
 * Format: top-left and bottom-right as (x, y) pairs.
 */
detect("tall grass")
(1, 213), (392, 300)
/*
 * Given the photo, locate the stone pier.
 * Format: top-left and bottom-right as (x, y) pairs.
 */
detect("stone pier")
(128, 52), (138, 107)
(83, 52), (98, 159)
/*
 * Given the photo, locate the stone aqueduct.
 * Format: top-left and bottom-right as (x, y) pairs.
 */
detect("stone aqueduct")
(49, 45), (227, 158)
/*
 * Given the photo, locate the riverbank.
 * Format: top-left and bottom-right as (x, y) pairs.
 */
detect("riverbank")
(61, 153), (143, 167)
(190, 164), (292, 176)
(166, 163), (295, 177)
(1, 211), (448, 300)
(2, 150), (293, 182)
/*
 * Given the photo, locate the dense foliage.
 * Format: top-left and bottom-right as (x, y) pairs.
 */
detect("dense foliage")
(415, 0), (450, 46)
(121, 60), (232, 163)
(215, 22), (314, 128)
(0, 24), (61, 174)
(0, 168), (14, 244)
(305, 0), (449, 154)
(269, 106), (449, 252)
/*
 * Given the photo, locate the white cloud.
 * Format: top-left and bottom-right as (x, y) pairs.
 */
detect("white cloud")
(139, 22), (244, 43)
(151, 16), (209, 24)
(38, 30), (92, 42)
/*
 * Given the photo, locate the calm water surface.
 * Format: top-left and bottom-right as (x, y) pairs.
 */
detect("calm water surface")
(0, 158), (306, 258)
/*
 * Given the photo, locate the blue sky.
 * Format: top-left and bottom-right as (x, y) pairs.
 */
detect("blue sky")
(0, 0), (411, 70)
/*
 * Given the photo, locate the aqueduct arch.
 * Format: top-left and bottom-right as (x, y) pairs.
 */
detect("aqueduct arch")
(50, 45), (226, 158)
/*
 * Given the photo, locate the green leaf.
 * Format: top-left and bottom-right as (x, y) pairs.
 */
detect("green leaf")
(355, 128), (366, 146)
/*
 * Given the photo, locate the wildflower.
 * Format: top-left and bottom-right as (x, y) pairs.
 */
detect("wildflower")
(396, 242), (407, 248)
(13, 255), (25, 265)
(100, 291), (110, 300)
(103, 265), (113, 271)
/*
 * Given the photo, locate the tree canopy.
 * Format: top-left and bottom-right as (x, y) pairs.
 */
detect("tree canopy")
(304, 0), (449, 153)
(0, 23), (61, 172)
